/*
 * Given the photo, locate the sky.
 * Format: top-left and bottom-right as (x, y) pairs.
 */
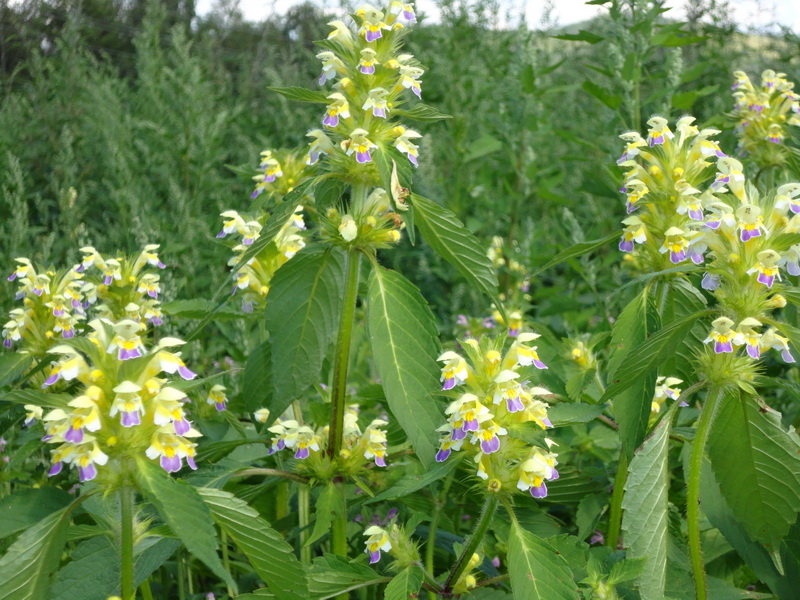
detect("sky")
(195, 0), (800, 31)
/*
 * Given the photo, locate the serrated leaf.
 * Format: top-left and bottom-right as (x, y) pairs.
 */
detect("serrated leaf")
(548, 402), (606, 426)
(707, 390), (800, 551)
(622, 411), (672, 600)
(374, 144), (413, 197)
(0, 487), (72, 538)
(384, 565), (423, 600)
(607, 558), (646, 585)
(507, 515), (578, 599)
(410, 194), (500, 310)
(366, 453), (463, 504)
(1, 389), (72, 409)
(268, 86), (330, 103)
(576, 494), (607, 541)
(197, 487), (308, 600)
(393, 104), (451, 122)
(0, 353), (33, 388)
(243, 340), (272, 415)
(305, 484), (341, 547)
(134, 460), (236, 593)
(367, 266), (443, 465)
(530, 232), (618, 277)
(308, 554), (388, 599)
(266, 245), (346, 419)
(0, 500), (80, 600)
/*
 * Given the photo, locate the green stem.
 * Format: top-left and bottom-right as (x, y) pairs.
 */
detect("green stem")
(120, 486), (135, 600)
(176, 550), (186, 600)
(331, 480), (349, 600)
(687, 386), (723, 600)
(298, 484), (311, 563)
(221, 530), (234, 598)
(606, 450), (628, 549)
(443, 496), (498, 592)
(328, 248), (362, 459)
(426, 471), (455, 600)
(139, 579), (154, 600)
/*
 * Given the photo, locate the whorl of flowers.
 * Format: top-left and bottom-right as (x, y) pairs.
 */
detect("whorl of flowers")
(731, 69), (800, 166)
(29, 321), (202, 482)
(616, 115), (798, 384)
(306, 2), (422, 175)
(434, 334), (559, 498)
(266, 405), (390, 474)
(3, 245), (168, 353)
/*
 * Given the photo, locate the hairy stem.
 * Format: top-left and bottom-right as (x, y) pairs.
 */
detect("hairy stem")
(298, 484), (311, 563)
(687, 386), (723, 600)
(426, 471), (455, 600)
(221, 530), (234, 598)
(120, 486), (135, 600)
(444, 495), (498, 592)
(606, 450), (628, 549)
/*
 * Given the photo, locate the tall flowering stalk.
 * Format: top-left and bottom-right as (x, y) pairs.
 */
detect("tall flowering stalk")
(615, 114), (800, 599)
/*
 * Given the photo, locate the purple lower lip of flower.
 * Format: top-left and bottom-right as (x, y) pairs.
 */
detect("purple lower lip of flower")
(34, 288), (44, 297)
(757, 272), (775, 288)
(365, 29), (382, 42)
(480, 437), (500, 454)
(374, 455), (386, 467)
(161, 454), (182, 473)
(619, 238), (634, 253)
(715, 340), (733, 353)
(178, 365), (197, 380)
(323, 114), (339, 127)
(187, 455), (197, 470)
(277, 439), (286, 451)
(550, 468), (559, 480)
(441, 377), (455, 391)
(701, 273), (720, 290)
(435, 448), (451, 462)
(43, 373), (60, 386)
(626, 202), (638, 214)
(150, 316), (163, 326)
(215, 402), (226, 411)
(231, 284), (238, 296)
(243, 238), (254, 246)
(670, 250), (686, 264)
(65, 427), (83, 443)
(747, 344), (761, 359)
(356, 150), (372, 163)
(48, 461), (63, 477)
(373, 107), (386, 118)
(62, 329), (75, 339)
(7, 272), (16, 282)
(689, 208), (704, 220)
(451, 427), (466, 441)
(412, 87), (422, 99)
(369, 550), (381, 564)
(533, 359), (548, 370)
(463, 419), (479, 432)
(741, 228), (760, 242)
(104, 275), (113, 285)
(3, 339), (11, 348)
(782, 349), (795, 363)
(53, 308), (65, 317)
(294, 447), (310, 460)
(79, 463), (98, 482)
(360, 65), (375, 75)
(690, 253), (705, 265)
(403, 9), (415, 19)
(530, 482), (548, 498)
(265, 174), (276, 183)
(541, 417), (553, 428)
(408, 153), (418, 167)
(250, 188), (262, 199)
(649, 134), (664, 147)
(148, 290), (157, 299)
(506, 396), (524, 412)
(508, 328), (519, 338)
(788, 262), (800, 276)
(72, 299), (81, 308)
(121, 411), (141, 427)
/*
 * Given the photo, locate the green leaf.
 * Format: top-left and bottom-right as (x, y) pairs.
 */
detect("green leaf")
(306, 484), (341, 547)
(134, 460), (236, 593)
(265, 245), (346, 419)
(507, 515), (578, 599)
(308, 554), (388, 599)
(600, 309), (711, 403)
(243, 340), (272, 415)
(0, 500), (80, 600)
(374, 144), (413, 196)
(384, 565), (423, 600)
(197, 487), (308, 600)
(547, 403), (606, 426)
(393, 104), (451, 122)
(268, 86), (330, 103)
(530, 232), (618, 277)
(160, 299), (242, 320)
(0, 353), (33, 388)
(366, 454), (463, 504)
(707, 390), (800, 551)
(463, 135), (503, 162)
(607, 558), (646, 585)
(1, 389), (72, 409)
(581, 81), (622, 110)
(607, 289), (654, 377)
(621, 410), (672, 600)
(552, 29), (604, 43)
(367, 265), (443, 465)
(410, 194), (500, 310)
(0, 487), (72, 538)
(576, 494), (607, 541)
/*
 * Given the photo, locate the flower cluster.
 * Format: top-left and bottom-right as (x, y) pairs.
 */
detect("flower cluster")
(266, 405), (390, 473)
(303, 2), (424, 175)
(731, 69), (800, 166)
(434, 334), (559, 498)
(616, 115), (798, 382)
(28, 321), (203, 481)
(319, 187), (405, 250)
(3, 245), (168, 353)
(650, 376), (686, 415)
